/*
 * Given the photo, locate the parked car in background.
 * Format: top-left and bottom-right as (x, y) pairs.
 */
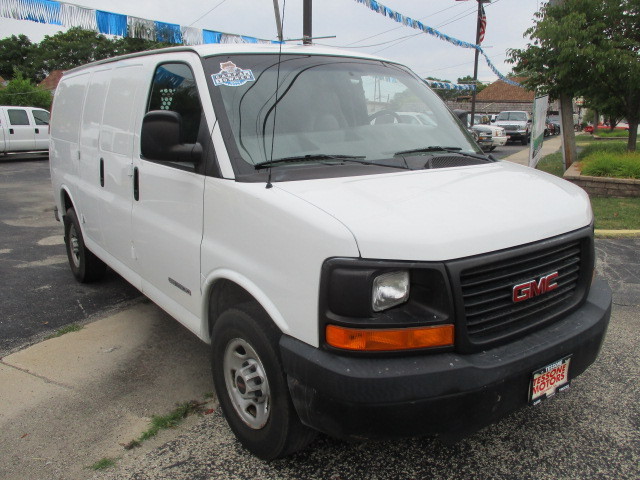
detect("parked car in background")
(0, 106), (50, 155)
(495, 110), (531, 145)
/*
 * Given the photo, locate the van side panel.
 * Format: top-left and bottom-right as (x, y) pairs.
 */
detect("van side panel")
(78, 67), (112, 246)
(98, 62), (144, 273)
(50, 72), (91, 214)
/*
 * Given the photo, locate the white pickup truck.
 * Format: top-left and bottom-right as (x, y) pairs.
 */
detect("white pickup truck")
(49, 44), (611, 460)
(0, 106), (50, 154)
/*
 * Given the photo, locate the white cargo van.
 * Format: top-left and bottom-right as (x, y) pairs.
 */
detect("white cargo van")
(49, 44), (611, 460)
(0, 106), (50, 154)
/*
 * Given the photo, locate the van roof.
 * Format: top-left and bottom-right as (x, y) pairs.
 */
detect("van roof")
(65, 43), (391, 74)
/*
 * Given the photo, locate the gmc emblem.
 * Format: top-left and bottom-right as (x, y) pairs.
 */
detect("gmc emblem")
(512, 272), (559, 303)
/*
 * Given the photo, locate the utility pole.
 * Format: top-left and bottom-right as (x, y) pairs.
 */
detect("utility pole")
(303, 0), (312, 45)
(272, 0), (283, 42)
(469, 0), (490, 127)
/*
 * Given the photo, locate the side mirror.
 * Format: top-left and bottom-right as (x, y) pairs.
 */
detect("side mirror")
(141, 110), (202, 163)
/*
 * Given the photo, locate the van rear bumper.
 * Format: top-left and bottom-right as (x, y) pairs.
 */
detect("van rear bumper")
(280, 278), (611, 441)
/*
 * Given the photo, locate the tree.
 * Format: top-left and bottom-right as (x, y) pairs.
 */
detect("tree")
(509, 0), (640, 151)
(457, 75), (487, 96)
(0, 34), (34, 80)
(28, 27), (115, 82)
(0, 72), (52, 109)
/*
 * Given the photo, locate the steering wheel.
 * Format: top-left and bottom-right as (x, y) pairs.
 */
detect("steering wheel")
(369, 109), (402, 125)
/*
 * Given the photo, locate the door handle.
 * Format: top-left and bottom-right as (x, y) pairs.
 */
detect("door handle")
(133, 167), (139, 201)
(35, 128), (39, 134)
(9, 129), (13, 134)
(99, 158), (104, 187)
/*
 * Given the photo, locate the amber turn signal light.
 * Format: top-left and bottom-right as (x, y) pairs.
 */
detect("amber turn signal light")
(325, 324), (454, 351)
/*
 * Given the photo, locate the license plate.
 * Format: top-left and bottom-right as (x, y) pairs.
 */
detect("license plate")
(530, 356), (571, 405)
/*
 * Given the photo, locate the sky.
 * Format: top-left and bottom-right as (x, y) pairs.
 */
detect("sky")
(0, 0), (546, 84)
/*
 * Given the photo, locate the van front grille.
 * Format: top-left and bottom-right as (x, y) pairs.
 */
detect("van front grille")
(457, 239), (586, 346)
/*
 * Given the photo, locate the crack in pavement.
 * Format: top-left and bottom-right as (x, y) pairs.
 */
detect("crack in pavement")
(0, 359), (73, 390)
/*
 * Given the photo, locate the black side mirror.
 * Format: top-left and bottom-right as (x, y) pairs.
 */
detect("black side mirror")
(141, 110), (202, 163)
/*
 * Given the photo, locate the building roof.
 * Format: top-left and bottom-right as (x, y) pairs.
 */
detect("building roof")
(38, 70), (65, 91)
(476, 77), (534, 103)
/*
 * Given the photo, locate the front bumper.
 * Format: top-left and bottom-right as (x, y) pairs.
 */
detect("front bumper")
(492, 135), (508, 146)
(280, 278), (611, 442)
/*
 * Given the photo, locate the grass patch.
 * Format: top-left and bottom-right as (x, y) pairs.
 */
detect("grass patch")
(596, 130), (629, 138)
(536, 152), (565, 177)
(45, 323), (83, 339)
(124, 400), (205, 449)
(591, 197), (640, 230)
(578, 140), (633, 159)
(89, 458), (116, 470)
(581, 152), (640, 179)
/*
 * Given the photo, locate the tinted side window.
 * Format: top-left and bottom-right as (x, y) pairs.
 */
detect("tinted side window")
(8, 109), (30, 125)
(32, 110), (50, 125)
(147, 63), (202, 144)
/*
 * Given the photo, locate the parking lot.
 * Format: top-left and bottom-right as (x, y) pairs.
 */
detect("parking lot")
(0, 155), (638, 480)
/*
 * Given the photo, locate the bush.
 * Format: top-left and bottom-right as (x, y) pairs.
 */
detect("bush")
(596, 130), (629, 138)
(579, 141), (631, 159)
(581, 152), (640, 179)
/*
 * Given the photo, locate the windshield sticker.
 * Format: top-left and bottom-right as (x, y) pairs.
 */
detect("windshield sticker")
(212, 61), (255, 87)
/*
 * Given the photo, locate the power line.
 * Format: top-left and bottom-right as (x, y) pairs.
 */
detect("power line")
(187, 0), (230, 28)
(345, 2), (467, 47)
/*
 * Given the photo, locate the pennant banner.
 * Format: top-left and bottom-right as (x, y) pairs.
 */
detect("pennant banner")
(0, 0), (275, 45)
(354, 0), (521, 87)
(427, 81), (476, 91)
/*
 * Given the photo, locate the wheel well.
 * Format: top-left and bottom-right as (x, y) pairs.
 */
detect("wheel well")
(207, 279), (260, 336)
(62, 190), (73, 213)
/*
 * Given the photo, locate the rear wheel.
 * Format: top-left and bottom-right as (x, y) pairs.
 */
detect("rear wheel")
(64, 208), (106, 283)
(211, 304), (316, 459)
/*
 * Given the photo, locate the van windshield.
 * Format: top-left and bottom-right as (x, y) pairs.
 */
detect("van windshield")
(497, 112), (527, 122)
(204, 54), (480, 178)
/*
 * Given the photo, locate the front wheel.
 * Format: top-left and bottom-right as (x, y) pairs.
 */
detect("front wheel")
(64, 208), (106, 283)
(211, 304), (316, 459)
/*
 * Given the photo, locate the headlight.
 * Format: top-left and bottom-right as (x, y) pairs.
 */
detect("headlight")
(372, 271), (410, 312)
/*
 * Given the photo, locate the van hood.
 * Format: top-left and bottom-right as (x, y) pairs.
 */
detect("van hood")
(275, 161), (592, 261)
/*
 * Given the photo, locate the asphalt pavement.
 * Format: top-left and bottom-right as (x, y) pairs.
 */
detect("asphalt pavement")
(0, 156), (140, 355)
(1, 147), (638, 480)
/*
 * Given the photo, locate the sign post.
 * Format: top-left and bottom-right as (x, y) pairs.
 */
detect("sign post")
(529, 94), (549, 168)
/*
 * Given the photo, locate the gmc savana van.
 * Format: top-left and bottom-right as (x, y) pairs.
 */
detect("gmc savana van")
(50, 44), (611, 460)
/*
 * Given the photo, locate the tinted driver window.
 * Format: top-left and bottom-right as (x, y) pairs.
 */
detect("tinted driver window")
(147, 63), (202, 144)
(8, 109), (29, 125)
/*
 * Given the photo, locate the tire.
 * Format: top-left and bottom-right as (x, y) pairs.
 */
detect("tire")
(63, 208), (106, 283)
(521, 136), (528, 145)
(211, 304), (316, 460)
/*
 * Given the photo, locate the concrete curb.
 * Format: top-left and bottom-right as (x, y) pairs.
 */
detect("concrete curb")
(595, 229), (640, 238)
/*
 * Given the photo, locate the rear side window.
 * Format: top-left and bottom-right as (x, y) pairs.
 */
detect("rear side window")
(32, 110), (50, 125)
(147, 63), (202, 144)
(8, 109), (29, 125)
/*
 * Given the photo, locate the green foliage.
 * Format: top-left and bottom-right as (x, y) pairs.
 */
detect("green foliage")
(0, 34), (34, 80)
(581, 152), (640, 179)
(0, 28), (173, 84)
(45, 323), (83, 339)
(508, 0), (640, 152)
(125, 400), (204, 449)
(579, 140), (634, 159)
(535, 151), (564, 177)
(591, 197), (640, 230)
(596, 130), (629, 138)
(89, 458), (116, 470)
(0, 72), (52, 109)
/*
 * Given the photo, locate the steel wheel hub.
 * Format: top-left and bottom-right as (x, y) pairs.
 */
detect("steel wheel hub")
(223, 338), (270, 429)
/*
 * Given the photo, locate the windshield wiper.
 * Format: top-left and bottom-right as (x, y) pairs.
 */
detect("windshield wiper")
(394, 146), (494, 162)
(394, 146), (462, 156)
(254, 154), (408, 170)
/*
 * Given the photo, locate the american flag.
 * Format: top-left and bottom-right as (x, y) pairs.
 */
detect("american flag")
(478, 3), (487, 44)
